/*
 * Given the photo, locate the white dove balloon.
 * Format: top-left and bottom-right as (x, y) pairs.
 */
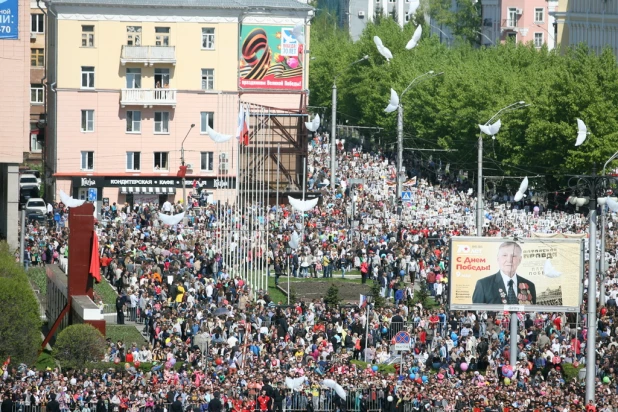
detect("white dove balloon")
(514, 176), (529, 202)
(606, 197), (618, 212)
(405, 25), (423, 50)
(575, 118), (589, 146)
(479, 119), (502, 137)
(206, 125), (233, 143)
(159, 212), (185, 226)
(289, 231), (300, 250)
(373, 36), (393, 62)
(59, 190), (86, 208)
(544, 259), (562, 278)
(285, 377), (306, 390)
(322, 379), (346, 400)
(305, 114), (320, 132)
(384, 89), (399, 113)
(408, 0), (420, 18)
(292, 23), (305, 45)
(288, 196), (319, 212)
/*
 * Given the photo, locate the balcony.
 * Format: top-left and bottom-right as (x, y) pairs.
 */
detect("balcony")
(502, 18), (519, 30)
(120, 88), (177, 108)
(120, 46), (176, 66)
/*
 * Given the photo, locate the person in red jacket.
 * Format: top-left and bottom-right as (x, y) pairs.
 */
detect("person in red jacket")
(257, 390), (271, 412)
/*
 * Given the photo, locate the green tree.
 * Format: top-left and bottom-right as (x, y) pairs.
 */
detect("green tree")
(324, 283), (342, 305)
(53, 324), (106, 368)
(0, 242), (42, 365)
(370, 281), (385, 309)
(414, 279), (431, 308)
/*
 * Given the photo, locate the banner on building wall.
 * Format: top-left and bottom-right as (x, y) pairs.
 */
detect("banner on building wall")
(449, 237), (584, 313)
(0, 0), (19, 40)
(239, 25), (303, 91)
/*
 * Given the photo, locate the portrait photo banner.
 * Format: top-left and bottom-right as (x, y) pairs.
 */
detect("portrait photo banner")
(238, 25), (303, 91)
(449, 237), (584, 312)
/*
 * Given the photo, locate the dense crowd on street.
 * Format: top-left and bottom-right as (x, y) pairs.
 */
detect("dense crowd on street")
(5, 132), (618, 412)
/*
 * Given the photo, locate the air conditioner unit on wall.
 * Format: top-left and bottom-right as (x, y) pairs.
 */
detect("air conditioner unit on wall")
(186, 163), (193, 169)
(30, 32), (37, 39)
(358, 11), (365, 17)
(515, 8), (523, 14)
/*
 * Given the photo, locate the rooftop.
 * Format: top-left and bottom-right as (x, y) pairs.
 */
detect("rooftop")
(49, 0), (312, 10)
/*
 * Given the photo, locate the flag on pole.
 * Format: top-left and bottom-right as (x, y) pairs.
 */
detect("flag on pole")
(237, 103), (250, 146)
(360, 294), (368, 308)
(89, 231), (101, 282)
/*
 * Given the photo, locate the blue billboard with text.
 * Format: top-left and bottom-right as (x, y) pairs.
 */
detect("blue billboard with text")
(0, 0), (18, 40)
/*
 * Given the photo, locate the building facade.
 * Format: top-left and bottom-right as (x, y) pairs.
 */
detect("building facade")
(46, 0), (312, 210)
(0, 0), (30, 248)
(347, 0), (556, 49)
(29, 1), (46, 162)
(553, 0), (618, 58)
(482, 0), (558, 49)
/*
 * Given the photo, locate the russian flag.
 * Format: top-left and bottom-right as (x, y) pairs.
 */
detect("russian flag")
(237, 103), (250, 146)
(360, 294), (368, 308)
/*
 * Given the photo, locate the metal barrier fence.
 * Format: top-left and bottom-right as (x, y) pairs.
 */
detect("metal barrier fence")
(4, 389), (385, 412)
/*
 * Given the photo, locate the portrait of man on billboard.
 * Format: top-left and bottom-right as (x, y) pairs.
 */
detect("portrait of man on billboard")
(472, 241), (537, 305)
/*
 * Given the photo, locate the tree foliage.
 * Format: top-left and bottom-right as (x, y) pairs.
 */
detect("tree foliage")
(53, 324), (106, 368)
(0, 242), (42, 366)
(324, 283), (342, 305)
(370, 281), (385, 309)
(308, 17), (618, 188)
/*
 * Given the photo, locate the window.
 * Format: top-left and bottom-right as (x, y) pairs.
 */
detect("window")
(153, 152), (169, 170)
(154, 112), (170, 134)
(81, 110), (94, 132)
(201, 69), (214, 90)
(81, 151), (94, 170)
(534, 8), (544, 23)
(126, 152), (141, 171)
(31, 14), (44, 33)
(201, 28), (215, 49)
(155, 27), (170, 46)
(507, 8), (518, 27)
(200, 112), (214, 133)
(81, 25), (94, 47)
(30, 84), (44, 104)
(126, 68), (141, 89)
(30, 122), (42, 153)
(154, 68), (170, 88)
(534, 32), (543, 47)
(30, 48), (44, 67)
(127, 26), (142, 46)
(126, 111), (141, 133)
(405, 12), (410, 22)
(507, 32), (517, 42)
(81, 66), (95, 89)
(200, 152), (214, 172)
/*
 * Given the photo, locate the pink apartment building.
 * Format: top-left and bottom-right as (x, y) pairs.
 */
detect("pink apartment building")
(45, 0), (312, 213)
(0, 0), (30, 248)
(482, 0), (558, 49)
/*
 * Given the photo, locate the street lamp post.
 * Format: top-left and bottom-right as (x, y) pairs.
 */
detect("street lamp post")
(599, 151), (618, 306)
(285, 243), (292, 305)
(395, 71), (443, 198)
(180, 124), (196, 219)
(568, 168), (616, 403)
(331, 55), (369, 190)
(476, 101), (527, 236)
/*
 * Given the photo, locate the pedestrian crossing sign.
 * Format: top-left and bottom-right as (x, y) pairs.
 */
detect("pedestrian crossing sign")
(401, 192), (413, 201)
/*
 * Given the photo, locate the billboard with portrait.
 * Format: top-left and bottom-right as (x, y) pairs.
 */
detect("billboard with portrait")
(238, 25), (304, 91)
(449, 237), (584, 312)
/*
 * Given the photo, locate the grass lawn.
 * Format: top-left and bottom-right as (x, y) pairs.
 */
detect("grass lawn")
(266, 275), (365, 304)
(106, 325), (147, 345)
(94, 278), (118, 305)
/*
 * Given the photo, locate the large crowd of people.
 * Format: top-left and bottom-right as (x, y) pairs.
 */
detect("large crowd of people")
(4, 132), (618, 412)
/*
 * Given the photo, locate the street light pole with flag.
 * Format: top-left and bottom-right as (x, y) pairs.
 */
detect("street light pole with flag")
(237, 103), (250, 147)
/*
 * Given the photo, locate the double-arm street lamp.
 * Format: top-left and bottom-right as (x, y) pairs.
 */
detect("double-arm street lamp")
(330, 55), (369, 189)
(567, 166), (617, 403)
(395, 70), (444, 197)
(476, 101), (527, 236)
